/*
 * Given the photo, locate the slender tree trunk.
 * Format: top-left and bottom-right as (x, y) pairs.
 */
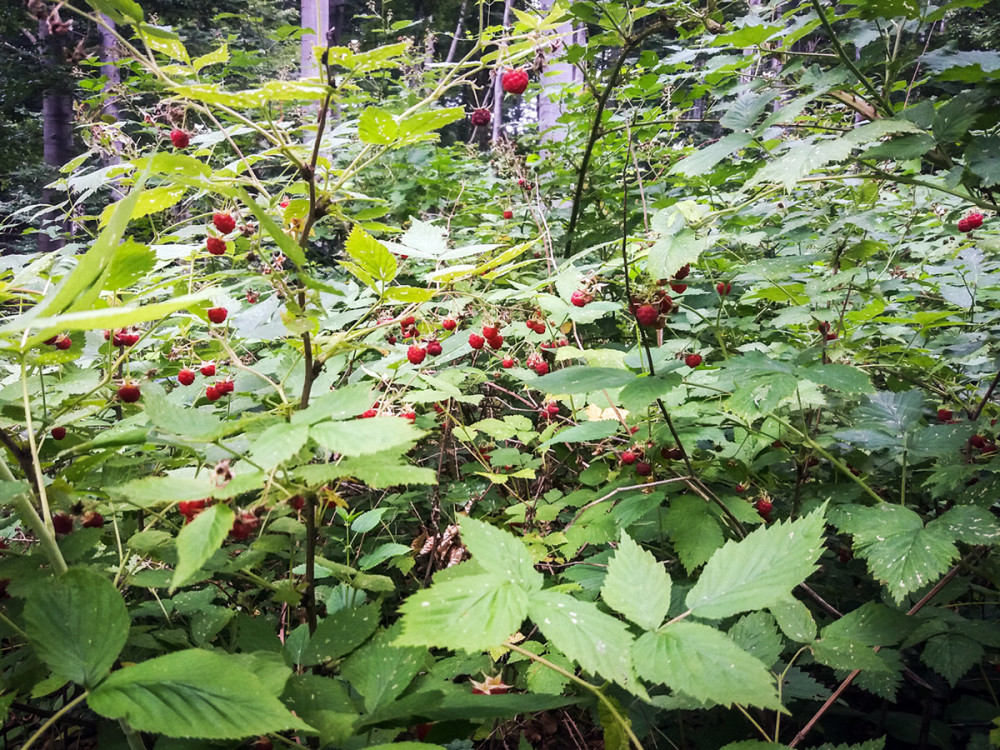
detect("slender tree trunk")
(490, 0), (515, 143)
(444, 0), (469, 64)
(99, 14), (123, 172)
(300, 0), (330, 81)
(39, 17), (74, 253)
(537, 2), (585, 146)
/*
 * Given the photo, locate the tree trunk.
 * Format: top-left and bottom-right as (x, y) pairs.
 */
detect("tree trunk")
(537, 12), (585, 146)
(300, 0), (330, 81)
(99, 14), (123, 172)
(444, 0), (470, 64)
(490, 0), (515, 143)
(39, 17), (74, 253)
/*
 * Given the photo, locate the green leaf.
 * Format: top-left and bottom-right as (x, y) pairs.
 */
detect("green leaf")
(601, 532), (672, 630)
(648, 228), (712, 282)
(633, 621), (781, 709)
(295, 454), (437, 489)
(310, 416), (421, 457)
(528, 590), (642, 695)
(670, 133), (754, 177)
(459, 517), (543, 590)
(398, 107), (466, 138)
(769, 597), (817, 643)
(249, 422), (309, 470)
(344, 225), (397, 285)
(301, 604), (381, 665)
(24, 569), (129, 688)
(88, 649), (311, 739)
(534, 366), (636, 394)
(728, 612), (784, 667)
(397, 570), (529, 652)
(193, 43), (229, 72)
(933, 505), (1000, 545)
(104, 240), (156, 291)
(85, 0), (144, 23)
(359, 107), (400, 145)
(812, 637), (893, 672)
(822, 603), (914, 646)
(831, 505), (957, 604)
(618, 373), (682, 413)
(686, 505), (826, 619)
(541, 420), (620, 446)
(921, 633), (983, 686)
(137, 23), (190, 63)
(340, 627), (426, 711)
(98, 185), (186, 227)
(143, 394), (223, 439)
(171, 504), (235, 591)
(233, 187), (309, 270)
(292, 384), (373, 425)
(664, 495), (724, 573)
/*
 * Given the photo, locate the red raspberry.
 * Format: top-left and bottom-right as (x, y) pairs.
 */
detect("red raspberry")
(735, 483), (747, 493)
(658, 294), (673, 314)
(402, 411), (417, 421)
(501, 68), (529, 95)
(206, 236), (226, 255)
(685, 353), (702, 368)
(620, 450), (637, 465)
(503, 210), (513, 220)
(54, 335), (72, 350)
(387, 334), (397, 345)
(669, 282), (687, 294)
(401, 315), (416, 327)
(52, 513), (74, 535)
(169, 129), (190, 148)
(755, 498), (773, 519)
(957, 217), (972, 233)
(635, 304), (659, 327)
(571, 290), (591, 307)
(205, 385), (222, 401)
(546, 402), (560, 416)
(178, 369), (196, 386)
(501, 357), (515, 368)
(361, 408), (378, 419)
(971, 434), (989, 450)
(487, 334), (504, 349)
(51, 426), (66, 440)
(717, 282), (732, 296)
(968, 212), (984, 229)
(470, 108), (491, 127)
(482, 324), (499, 338)
(200, 363), (216, 377)
(826, 332), (838, 341)
(674, 264), (691, 280)
(118, 383), (141, 403)
(230, 511), (260, 541)
(937, 408), (953, 422)
(469, 333), (485, 350)
(635, 461), (653, 476)
(442, 318), (457, 331)
(207, 307), (228, 324)
(82, 511), (104, 529)
(213, 212), (236, 234)
(407, 345), (427, 365)
(246, 290), (258, 304)
(288, 495), (305, 511)
(178, 500), (207, 520)
(218, 379), (235, 394)
(533, 361), (549, 375)
(426, 340), (443, 356)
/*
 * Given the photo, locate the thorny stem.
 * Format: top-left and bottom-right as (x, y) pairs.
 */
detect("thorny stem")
(504, 642), (645, 750)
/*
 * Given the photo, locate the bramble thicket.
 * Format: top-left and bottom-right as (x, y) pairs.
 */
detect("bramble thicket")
(1, 0), (1000, 748)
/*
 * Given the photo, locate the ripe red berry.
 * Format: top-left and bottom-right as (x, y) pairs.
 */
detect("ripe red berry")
(213, 212), (236, 234)
(717, 282), (732, 296)
(825, 332), (838, 341)
(401, 315), (416, 327)
(470, 108), (491, 127)
(635, 304), (659, 327)
(469, 333), (485, 350)
(661, 447), (684, 460)
(52, 513), (74, 535)
(685, 353), (702, 368)
(402, 411), (417, 422)
(755, 498), (773, 519)
(620, 450), (637, 465)
(501, 68), (529, 95)
(177, 369), (196, 386)
(288, 495), (305, 511)
(546, 402), (560, 416)
(81, 511), (104, 529)
(658, 294), (673, 314)
(533, 361), (549, 375)
(958, 217), (972, 233)
(200, 363), (216, 377)
(218, 379), (235, 394)
(817, 321), (831, 334)
(206, 385), (222, 401)
(169, 129), (190, 148)
(967, 212), (984, 229)
(426, 340), (442, 356)
(387, 334), (397, 345)
(407, 345), (427, 365)
(674, 264), (691, 280)
(735, 483), (747, 493)
(207, 307), (228, 324)
(501, 357), (515, 368)
(118, 383), (141, 403)
(635, 461), (653, 476)
(442, 318), (457, 331)
(487, 334), (504, 350)
(51, 426), (66, 440)
(206, 236), (226, 255)
(669, 282), (687, 294)
(971, 434), (988, 450)
(571, 290), (591, 308)
(251, 737), (273, 750)
(361, 408), (378, 419)
(503, 210), (513, 220)
(937, 408), (953, 422)
(482, 324), (499, 339)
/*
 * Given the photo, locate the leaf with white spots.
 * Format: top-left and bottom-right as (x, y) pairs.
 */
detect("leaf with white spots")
(601, 532), (672, 631)
(528, 590), (643, 696)
(300, 604), (381, 665)
(633, 621), (781, 709)
(458, 516), (543, 591)
(341, 626), (427, 711)
(930, 505), (1000, 545)
(685, 505), (827, 620)
(396, 572), (530, 652)
(831, 505), (958, 605)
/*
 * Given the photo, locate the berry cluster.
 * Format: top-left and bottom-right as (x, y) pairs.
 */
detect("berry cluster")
(957, 212), (985, 233)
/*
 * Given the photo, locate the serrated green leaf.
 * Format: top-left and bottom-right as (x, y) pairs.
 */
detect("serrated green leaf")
(24, 569), (129, 688)
(345, 225), (397, 284)
(601, 532), (671, 631)
(634, 621), (781, 709)
(728, 612), (784, 667)
(528, 590), (642, 695)
(249, 422), (309, 470)
(171, 504), (235, 591)
(542, 420), (620, 446)
(295, 454), (437, 489)
(769, 597), (817, 643)
(88, 649), (311, 739)
(812, 636), (892, 672)
(341, 626), (426, 711)
(359, 106), (399, 145)
(921, 633), (983, 685)
(534, 366), (636, 394)
(144, 394), (224, 439)
(301, 604), (380, 665)
(670, 133), (754, 177)
(664, 495), (724, 573)
(397, 571), (529, 652)
(686, 505), (826, 619)
(931, 505), (1000, 544)
(310, 416), (421, 457)
(822, 603), (914, 646)
(459, 517), (542, 590)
